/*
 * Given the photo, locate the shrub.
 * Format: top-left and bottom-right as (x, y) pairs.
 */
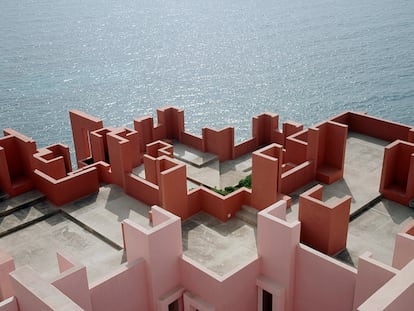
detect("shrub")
(211, 174), (252, 196)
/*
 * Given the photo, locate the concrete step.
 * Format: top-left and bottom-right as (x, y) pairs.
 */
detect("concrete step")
(0, 190), (46, 217)
(0, 202), (59, 238)
(173, 143), (218, 168)
(235, 205), (258, 226)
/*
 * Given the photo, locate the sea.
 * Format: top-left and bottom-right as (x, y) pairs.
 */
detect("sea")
(0, 0), (413, 158)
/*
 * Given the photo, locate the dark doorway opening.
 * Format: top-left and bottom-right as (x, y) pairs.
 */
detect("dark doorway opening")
(262, 289), (273, 311)
(168, 299), (179, 311)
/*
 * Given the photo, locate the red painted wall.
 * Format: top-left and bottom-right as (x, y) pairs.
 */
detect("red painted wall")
(0, 130), (37, 196)
(251, 144), (281, 210)
(124, 174), (160, 207)
(107, 131), (133, 188)
(158, 158), (189, 219)
(134, 116), (154, 151)
(90, 128), (111, 163)
(180, 132), (205, 151)
(194, 187), (251, 222)
(203, 127), (234, 161)
(331, 111), (413, 142)
(69, 110), (103, 165)
(252, 113), (279, 146)
(380, 141), (414, 206)
(34, 167), (99, 206)
(234, 138), (257, 158)
(299, 185), (351, 255)
(280, 161), (314, 195)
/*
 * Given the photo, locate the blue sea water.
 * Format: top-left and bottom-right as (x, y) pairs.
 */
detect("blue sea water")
(0, 0), (413, 155)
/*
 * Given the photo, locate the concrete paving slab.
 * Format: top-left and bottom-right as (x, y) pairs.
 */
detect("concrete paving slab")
(185, 160), (221, 189)
(173, 143), (217, 167)
(62, 184), (151, 248)
(337, 199), (414, 267)
(178, 152), (252, 189)
(0, 213), (124, 283)
(219, 153), (252, 188)
(132, 164), (145, 179)
(182, 212), (257, 276)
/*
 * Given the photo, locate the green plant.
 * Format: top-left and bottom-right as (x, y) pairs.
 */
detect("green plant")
(211, 174), (252, 196)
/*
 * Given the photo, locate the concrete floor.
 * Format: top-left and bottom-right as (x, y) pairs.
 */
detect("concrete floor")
(62, 184), (151, 248)
(339, 199), (414, 267)
(182, 212), (257, 276)
(324, 132), (387, 215)
(0, 213), (124, 283)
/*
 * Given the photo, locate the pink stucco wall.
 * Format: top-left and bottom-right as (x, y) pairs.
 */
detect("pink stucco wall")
(123, 206), (182, 310)
(10, 266), (83, 310)
(0, 250), (15, 301)
(352, 252), (398, 310)
(257, 201), (300, 311)
(0, 297), (18, 311)
(392, 221), (414, 269)
(51, 265), (92, 311)
(180, 256), (260, 311)
(358, 259), (414, 311)
(89, 259), (149, 311)
(383, 283), (414, 311)
(294, 244), (356, 311)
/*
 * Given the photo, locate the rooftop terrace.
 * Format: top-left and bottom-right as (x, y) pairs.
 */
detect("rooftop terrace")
(0, 108), (413, 311)
(0, 129), (412, 280)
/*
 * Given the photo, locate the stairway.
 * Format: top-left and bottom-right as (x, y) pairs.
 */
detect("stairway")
(235, 205), (258, 226)
(0, 191), (59, 238)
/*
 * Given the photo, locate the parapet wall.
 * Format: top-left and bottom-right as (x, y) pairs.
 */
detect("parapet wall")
(1, 106), (413, 212)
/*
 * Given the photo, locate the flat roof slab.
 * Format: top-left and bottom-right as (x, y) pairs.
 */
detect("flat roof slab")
(0, 213), (124, 283)
(182, 212), (257, 276)
(185, 160), (221, 189)
(62, 184), (151, 248)
(338, 199), (414, 267)
(173, 143), (217, 167)
(219, 153), (252, 188)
